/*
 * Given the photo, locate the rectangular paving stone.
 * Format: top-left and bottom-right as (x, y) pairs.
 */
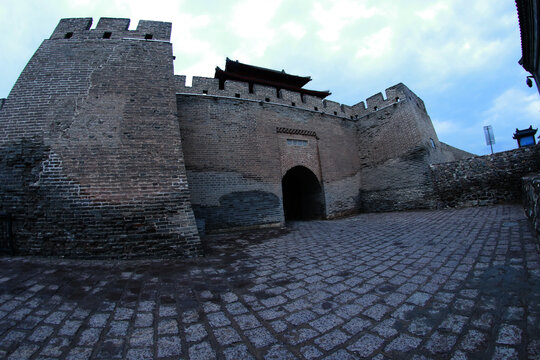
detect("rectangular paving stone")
(78, 328), (102, 346)
(9, 307), (31, 321)
(44, 311), (67, 325)
(384, 292), (407, 307)
(157, 319), (178, 335)
(221, 292), (238, 303)
(126, 347), (153, 360)
(270, 320), (287, 333)
(234, 314), (260, 330)
(8, 343), (39, 359)
(284, 288), (309, 300)
(95, 338), (123, 359)
(189, 341), (216, 359)
(185, 323), (207, 342)
(157, 336), (182, 358)
(134, 313), (153, 327)
(245, 327), (276, 348)
(471, 312), (494, 330)
(364, 303), (391, 321)
(424, 331), (458, 355)
(300, 345), (323, 359)
(61, 345), (93, 360)
(334, 291), (358, 304)
(497, 324), (522, 345)
(129, 327), (154, 347)
(89, 313), (110, 328)
(59, 320), (82, 336)
(285, 309), (317, 326)
(225, 302), (248, 315)
(213, 326), (241, 346)
(40, 337), (70, 357)
(335, 303), (363, 318)
(342, 317), (372, 335)
(314, 329), (350, 351)
(259, 308), (286, 321)
(71, 308), (91, 320)
(309, 313), (344, 333)
(385, 334), (422, 353)
(138, 301), (155, 312)
(28, 325), (54, 342)
(260, 295), (287, 308)
(408, 316), (434, 336)
(453, 298), (475, 312)
(439, 314), (468, 333)
(284, 327), (319, 346)
(348, 333), (384, 357)
(373, 318), (399, 338)
(202, 302), (221, 313)
(158, 305), (176, 317)
(407, 292), (431, 306)
(492, 346), (519, 360)
(460, 329), (488, 352)
(207, 312), (231, 327)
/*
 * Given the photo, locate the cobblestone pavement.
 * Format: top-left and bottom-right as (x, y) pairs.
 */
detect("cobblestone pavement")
(1, 205), (540, 359)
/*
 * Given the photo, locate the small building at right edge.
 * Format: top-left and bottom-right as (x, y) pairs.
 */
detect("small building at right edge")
(513, 126), (538, 148)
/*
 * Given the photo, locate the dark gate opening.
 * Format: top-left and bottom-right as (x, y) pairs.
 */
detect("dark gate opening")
(282, 166), (324, 221)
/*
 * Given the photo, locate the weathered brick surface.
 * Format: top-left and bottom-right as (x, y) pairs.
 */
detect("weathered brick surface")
(522, 172), (540, 250)
(355, 84), (472, 212)
(1, 16), (474, 248)
(176, 95), (362, 229)
(0, 17), (200, 257)
(176, 83), (468, 227)
(431, 145), (540, 208)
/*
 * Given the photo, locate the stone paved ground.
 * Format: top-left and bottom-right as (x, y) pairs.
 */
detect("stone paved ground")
(1, 205), (540, 359)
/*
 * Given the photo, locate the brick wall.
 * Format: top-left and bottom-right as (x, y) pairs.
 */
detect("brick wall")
(176, 82), (468, 226)
(1, 16), (475, 249)
(176, 94), (361, 230)
(0, 18), (201, 257)
(431, 145), (540, 207)
(355, 84), (470, 212)
(523, 172), (540, 251)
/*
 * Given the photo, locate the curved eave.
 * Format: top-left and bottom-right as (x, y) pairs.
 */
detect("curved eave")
(215, 68), (331, 99)
(225, 58), (312, 88)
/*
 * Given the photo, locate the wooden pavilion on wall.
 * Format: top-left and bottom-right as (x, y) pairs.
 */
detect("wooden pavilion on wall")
(214, 58), (331, 99)
(513, 125), (538, 147)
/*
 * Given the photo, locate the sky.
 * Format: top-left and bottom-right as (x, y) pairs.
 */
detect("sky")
(1, 0), (539, 155)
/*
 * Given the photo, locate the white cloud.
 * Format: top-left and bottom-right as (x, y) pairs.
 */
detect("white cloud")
(483, 87), (540, 127)
(227, 0), (283, 59)
(311, 0), (377, 42)
(281, 22), (306, 40)
(355, 27), (393, 60)
(416, 3), (448, 21)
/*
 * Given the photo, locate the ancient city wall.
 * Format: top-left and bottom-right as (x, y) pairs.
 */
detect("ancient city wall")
(175, 77), (420, 121)
(176, 92), (362, 230)
(0, 18), (201, 257)
(431, 145), (540, 208)
(355, 84), (471, 212)
(175, 78), (473, 223)
(523, 172), (540, 250)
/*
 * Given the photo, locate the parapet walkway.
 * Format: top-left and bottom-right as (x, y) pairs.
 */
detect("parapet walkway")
(0, 205), (539, 359)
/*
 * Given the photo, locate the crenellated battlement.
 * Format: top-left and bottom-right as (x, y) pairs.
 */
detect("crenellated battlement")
(175, 76), (422, 122)
(50, 17), (171, 42)
(176, 75), (356, 119)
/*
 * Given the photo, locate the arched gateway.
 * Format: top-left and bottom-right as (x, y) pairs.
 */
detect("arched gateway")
(281, 166), (325, 220)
